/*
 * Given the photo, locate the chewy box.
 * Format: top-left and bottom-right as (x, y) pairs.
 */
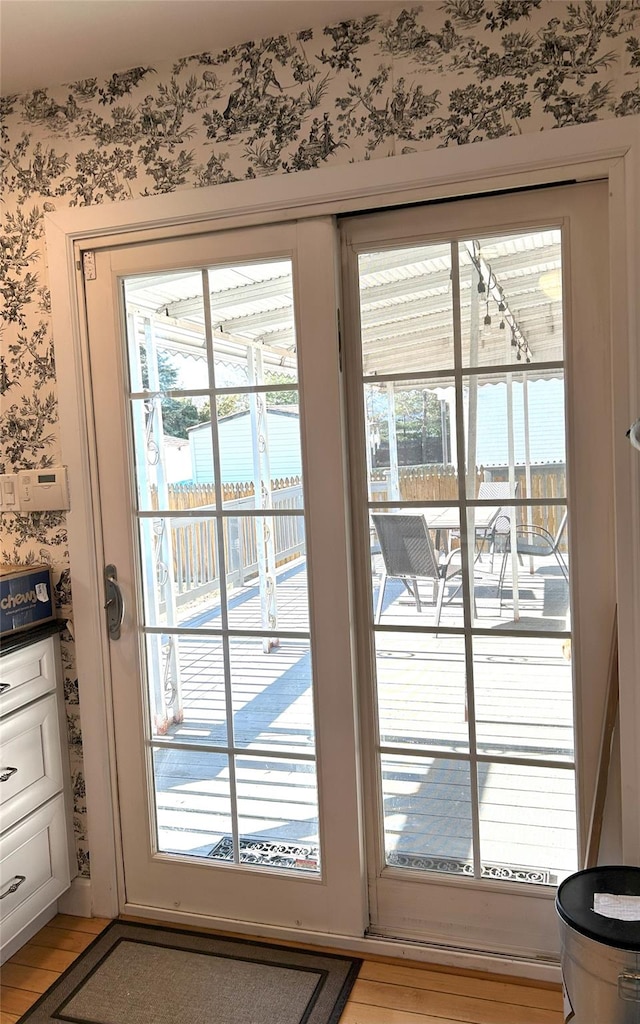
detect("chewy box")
(0, 565), (54, 636)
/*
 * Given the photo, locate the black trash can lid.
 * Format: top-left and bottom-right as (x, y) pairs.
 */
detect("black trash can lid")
(556, 866), (640, 951)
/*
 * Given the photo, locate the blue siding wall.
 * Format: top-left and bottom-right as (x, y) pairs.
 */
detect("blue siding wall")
(189, 410), (302, 483)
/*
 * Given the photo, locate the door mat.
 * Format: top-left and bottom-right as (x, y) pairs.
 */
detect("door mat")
(17, 920), (361, 1024)
(387, 850), (557, 885)
(208, 835), (320, 871)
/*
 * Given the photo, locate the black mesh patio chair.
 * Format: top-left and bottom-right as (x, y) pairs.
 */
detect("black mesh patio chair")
(371, 512), (464, 625)
(497, 510), (569, 605)
(475, 480), (518, 570)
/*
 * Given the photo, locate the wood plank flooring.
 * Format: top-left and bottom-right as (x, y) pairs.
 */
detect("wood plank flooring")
(1, 913), (563, 1023)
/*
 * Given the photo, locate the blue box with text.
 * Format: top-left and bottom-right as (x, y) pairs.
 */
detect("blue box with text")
(0, 565), (54, 636)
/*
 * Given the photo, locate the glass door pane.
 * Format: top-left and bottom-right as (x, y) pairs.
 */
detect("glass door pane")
(344, 197), (587, 936)
(122, 259), (321, 873)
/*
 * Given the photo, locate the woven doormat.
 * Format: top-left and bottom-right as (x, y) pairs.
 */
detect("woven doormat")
(209, 835), (320, 870)
(18, 920), (361, 1024)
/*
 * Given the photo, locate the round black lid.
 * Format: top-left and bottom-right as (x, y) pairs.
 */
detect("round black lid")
(556, 866), (640, 951)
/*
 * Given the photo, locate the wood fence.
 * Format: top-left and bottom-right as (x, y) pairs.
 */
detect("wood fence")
(370, 464), (567, 538)
(152, 465), (567, 602)
(151, 477), (305, 605)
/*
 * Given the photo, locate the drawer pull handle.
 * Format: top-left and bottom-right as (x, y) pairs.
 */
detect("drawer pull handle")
(0, 682), (10, 694)
(0, 766), (18, 782)
(0, 875), (26, 900)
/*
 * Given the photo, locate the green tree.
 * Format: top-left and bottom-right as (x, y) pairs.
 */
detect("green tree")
(265, 370), (298, 406)
(140, 347), (206, 439)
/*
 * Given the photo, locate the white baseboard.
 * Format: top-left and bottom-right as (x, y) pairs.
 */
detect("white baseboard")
(57, 876), (92, 918)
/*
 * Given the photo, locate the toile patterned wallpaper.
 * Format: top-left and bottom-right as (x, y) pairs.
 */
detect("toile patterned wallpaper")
(1, 0), (638, 878)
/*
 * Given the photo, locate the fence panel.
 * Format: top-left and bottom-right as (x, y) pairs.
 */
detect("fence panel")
(152, 477), (306, 601)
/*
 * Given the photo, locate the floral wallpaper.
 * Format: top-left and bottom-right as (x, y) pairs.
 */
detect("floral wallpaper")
(1, 0), (638, 878)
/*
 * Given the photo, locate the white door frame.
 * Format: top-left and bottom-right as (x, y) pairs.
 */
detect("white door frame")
(48, 115), (639, 979)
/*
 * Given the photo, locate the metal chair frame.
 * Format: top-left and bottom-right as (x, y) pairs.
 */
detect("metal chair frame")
(371, 512), (463, 626)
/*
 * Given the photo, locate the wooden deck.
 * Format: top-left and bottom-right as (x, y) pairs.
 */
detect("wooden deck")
(152, 555), (577, 884)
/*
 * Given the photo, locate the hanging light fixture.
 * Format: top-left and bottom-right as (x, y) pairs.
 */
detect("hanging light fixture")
(483, 300), (492, 326)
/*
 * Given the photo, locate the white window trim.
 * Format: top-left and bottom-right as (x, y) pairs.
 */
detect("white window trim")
(47, 115), (640, 979)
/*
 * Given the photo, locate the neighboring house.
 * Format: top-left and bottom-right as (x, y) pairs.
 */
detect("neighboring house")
(188, 408), (301, 483)
(161, 434), (193, 484)
(475, 377), (565, 469)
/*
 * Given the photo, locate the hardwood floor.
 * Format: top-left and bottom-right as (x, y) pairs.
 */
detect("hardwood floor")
(1, 913), (563, 1023)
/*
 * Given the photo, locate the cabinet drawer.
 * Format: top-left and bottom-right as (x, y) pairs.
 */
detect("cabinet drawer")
(0, 638), (58, 716)
(0, 694), (63, 833)
(0, 794), (70, 951)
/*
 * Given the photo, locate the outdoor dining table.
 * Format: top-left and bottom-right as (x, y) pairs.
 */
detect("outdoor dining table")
(422, 505), (500, 555)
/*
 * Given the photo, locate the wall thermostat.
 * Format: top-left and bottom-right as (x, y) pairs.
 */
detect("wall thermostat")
(17, 467), (70, 511)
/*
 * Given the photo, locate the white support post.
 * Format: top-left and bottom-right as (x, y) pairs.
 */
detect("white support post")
(144, 317), (183, 724)
(467, 268), (480, 556)
(506, 370), (520, 620)
(386, 382), (401, 501)
(248, 348), (278, 651)
(522, 373), (534, 573)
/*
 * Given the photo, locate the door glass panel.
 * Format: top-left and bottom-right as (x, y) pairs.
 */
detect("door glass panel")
(224, 515), (308, 632)
(459, 230), (563, 368)
(375, 634), (468, 753)
(153, 748), (232, 858)
(123, 260), (319, 874)
(216, 396), (302, 492)
(473, 636), (573, 760)
(229, 638), (314, 754)
(206, 259), (297, 376)
(471, 502), (570, 632)
(371, 507), (464, 629)
(477, 763), (577, 884)
(358, 243), (454, 376)
(235, 756), (319, 873)
(381, 754), (473, 874)
(365, 378), (456, 502)
(124, 271), (207, 394)
(462, 370), (566, 492)
(356, 224), (576, 891)
(150, 635), (228, 746)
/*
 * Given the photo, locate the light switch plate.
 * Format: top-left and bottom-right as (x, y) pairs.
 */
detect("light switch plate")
(0, 475), (20, 510)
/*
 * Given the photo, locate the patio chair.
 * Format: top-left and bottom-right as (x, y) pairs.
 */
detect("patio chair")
(497, 510), (569, 605)
(475, 480), (518, 570)
(371, 512), (463, 626)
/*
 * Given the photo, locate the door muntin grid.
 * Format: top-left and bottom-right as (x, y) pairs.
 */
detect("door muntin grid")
(122, 260), (321, 874)
(355, 228), (576, 888)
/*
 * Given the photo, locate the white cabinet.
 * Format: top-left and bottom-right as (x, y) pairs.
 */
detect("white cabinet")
(0, 626), (75, 963)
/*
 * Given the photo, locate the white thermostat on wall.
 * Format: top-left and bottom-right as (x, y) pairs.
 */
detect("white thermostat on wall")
(17, 466), (70, 511)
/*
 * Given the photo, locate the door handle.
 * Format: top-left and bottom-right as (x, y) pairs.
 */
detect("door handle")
(104, 564), (125, 640)
(0, 766), (18, 782)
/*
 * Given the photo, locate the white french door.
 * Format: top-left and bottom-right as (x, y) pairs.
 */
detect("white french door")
(81, 182), (614, 958)
(340, 182), (615, 956)
(83, 220), (365, 934)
